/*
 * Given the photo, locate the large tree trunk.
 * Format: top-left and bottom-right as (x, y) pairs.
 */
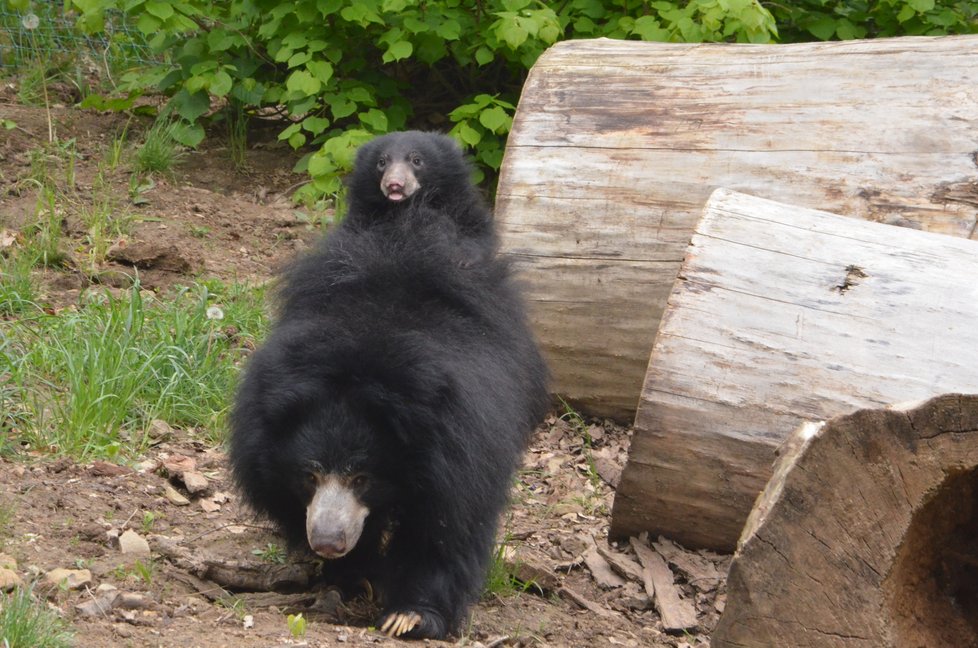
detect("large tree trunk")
(495, 35), (978, 421)
(712, 394), (978, 648)
(610, 189), (978, 551)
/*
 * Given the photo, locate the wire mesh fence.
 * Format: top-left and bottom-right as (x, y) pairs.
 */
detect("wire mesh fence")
(0, 1), (155, 71)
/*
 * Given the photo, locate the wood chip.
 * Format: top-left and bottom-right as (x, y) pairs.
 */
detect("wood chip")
(583, 547), (626, 589)
(630, 538), (698, 633)
(596, 544), (644, 583)
(557, 586), (616, 618)
(652, 536), (723, 589)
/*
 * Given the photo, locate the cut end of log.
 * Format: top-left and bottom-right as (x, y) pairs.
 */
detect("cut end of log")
(884, 466), (978, 647)
(713, 393), (978, 648)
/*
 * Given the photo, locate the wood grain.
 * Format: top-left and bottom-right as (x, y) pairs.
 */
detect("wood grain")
(496, 35), (978, 420)
(712, 394), (978, 647)
(610, 189), (978, 550)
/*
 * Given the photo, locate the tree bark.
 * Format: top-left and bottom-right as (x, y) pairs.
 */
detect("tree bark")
(610, 189), (978, 551)
(496, 35), (978, 421)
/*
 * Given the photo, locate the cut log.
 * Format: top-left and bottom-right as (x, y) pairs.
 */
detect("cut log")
(496, 35), (978, 420)
(712, 394), (978, 648)
(610, 189), (978, 551)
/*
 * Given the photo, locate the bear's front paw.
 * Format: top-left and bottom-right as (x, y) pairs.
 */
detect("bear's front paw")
(378, 608), (446, 639)
(380, 611), (422, 637)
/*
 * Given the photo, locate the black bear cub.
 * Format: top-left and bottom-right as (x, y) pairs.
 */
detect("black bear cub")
(230, 131), (549, 639)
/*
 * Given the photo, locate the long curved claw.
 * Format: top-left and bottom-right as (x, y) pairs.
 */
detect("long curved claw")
(380, 611), (423, 637)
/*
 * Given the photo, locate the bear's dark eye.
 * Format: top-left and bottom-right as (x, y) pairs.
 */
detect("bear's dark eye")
(351, 474), (369, 490)
(377, 157), (387, 171)
(410, 154), (423, 168)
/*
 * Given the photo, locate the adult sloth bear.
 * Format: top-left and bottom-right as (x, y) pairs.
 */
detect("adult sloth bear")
(230, 131), (549, 639)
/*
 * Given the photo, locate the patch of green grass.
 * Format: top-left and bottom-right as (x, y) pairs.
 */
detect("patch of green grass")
(0, 587), (73, 648)
(134, 119), (185, 177)
(0, 251), (40, 317)
(483, 535), (539, 599)
(0, 279), (268, 458)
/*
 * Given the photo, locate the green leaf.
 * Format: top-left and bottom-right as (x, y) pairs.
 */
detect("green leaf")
(633, 15), (668, 40)
(307, 60), (334, 84)
(288, 132), (307, 149)
(210, 70), (233, 97)
(435, 19), (462, 40)
(384, 40), (414, 63)
(317, 0), (343, 15)
(496, 14), (529, 50)
(478, 106), (510, 133)
(7, 0), (29, 10)
(170, 121), (205, 147)
(359, 108), (389, 131)
(286, 70), (321, 95)
(2, 118), (17, 130)
(302, 116), (330, 135)
(287, 51), (312, 68)
(835, 18), (865, 39)
(908, 0), (936, 11)
(455, 122), (482, 146)
(330, 97), (357, 120)
(171, 89), (211, 122)
(145, 0), (174, 19)
(207, 29), (235, 51)
(475, 46), (494, 65)
(136, 13), (162, 35)
(806, 15), (838, 40)
(278, 123), (302, 140)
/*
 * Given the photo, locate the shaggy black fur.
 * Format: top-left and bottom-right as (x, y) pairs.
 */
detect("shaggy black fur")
(229, 132), (549, 639)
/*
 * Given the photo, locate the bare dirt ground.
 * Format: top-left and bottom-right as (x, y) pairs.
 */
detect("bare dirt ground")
(0, 93), (726, 648)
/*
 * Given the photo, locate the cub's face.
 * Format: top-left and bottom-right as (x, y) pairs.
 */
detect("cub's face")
(351, 131), (466, 211)
(376, 145), (424, 203)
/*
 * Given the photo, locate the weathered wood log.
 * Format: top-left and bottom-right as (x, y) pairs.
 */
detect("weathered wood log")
(610, 189), (978, 551)
(496, 35), (978, 420)
(711, 394), (978, 648)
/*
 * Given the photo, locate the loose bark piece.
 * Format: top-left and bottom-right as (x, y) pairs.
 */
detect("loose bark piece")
(712, 394), (978, 648)
(629, 538), (697, 633)
(497, 36), (978, 420)
(651, 538), (722, 590)
(583, 547), (626, 589)
(612, 189), (978, 550)
(557, 586), (616, 618)
(595, 544), (644, 583)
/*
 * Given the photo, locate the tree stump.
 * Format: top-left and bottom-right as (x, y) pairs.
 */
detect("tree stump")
(495, 35), (978, 420)
(609, 189), (978, 551)
(712, 394), (978, 648)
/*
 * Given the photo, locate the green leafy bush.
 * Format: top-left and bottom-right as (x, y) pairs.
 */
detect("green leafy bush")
(26, 0), (775, 202)
(5, 0), (974, 203)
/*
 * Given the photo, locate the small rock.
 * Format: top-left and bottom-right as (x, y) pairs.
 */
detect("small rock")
(163, 482), (190, 506)
(162, 454), (196, 475)
(75, 589), (119, 617)
(43, 568), (92, 590)
(181, 471), (209, 495)
(0, 553), (17, 570)
(243, 614), (254, 629)
(90, 460), (133, 477)
(0, 567), (23, 591)
(199, 499), (221, 513)
(147, 419), (173, 441)
(119, 530), (150, 555)
(116, 592), (153, 609)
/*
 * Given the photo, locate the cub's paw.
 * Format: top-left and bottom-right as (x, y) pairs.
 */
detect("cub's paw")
(378, 608), (446, 639)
